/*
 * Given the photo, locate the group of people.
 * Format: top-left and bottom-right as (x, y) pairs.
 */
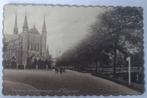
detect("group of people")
(55, 67), (66, 74)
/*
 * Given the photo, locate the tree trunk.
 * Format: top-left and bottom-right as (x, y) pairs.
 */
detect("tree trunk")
(113, 48), (117, 76)
(96, 62), (98, 72)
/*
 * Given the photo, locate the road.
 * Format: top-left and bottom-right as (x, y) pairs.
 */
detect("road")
(3, 69), (141, 95)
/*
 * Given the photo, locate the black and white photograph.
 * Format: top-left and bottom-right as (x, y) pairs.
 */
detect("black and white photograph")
(2, 4), (144, 96)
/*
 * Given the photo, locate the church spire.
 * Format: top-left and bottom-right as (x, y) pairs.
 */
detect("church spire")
(23, 11), (28, 32)
(42, 16), (47, 33)
(13, 14), (18, 34)
(41, 16), (47, 57)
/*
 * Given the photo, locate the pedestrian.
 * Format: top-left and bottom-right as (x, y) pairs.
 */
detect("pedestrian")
(55, 67), (58, 73)
(60, 67), (64, 74)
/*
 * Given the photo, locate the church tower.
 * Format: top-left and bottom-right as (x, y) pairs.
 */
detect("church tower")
(22, 11), (29, 69)
(13, 14), (18, 34)
(41, 16), (47, 57)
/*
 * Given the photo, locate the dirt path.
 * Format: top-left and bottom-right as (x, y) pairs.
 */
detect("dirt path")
(3, 69), (141, 95)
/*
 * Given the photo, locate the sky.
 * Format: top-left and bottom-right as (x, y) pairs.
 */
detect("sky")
(4, 4), (106, 58)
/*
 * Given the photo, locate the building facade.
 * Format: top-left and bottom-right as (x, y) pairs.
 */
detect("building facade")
(3, 14), (50, 69)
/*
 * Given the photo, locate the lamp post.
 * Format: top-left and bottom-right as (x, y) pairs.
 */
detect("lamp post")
(126, 56), (131, 85)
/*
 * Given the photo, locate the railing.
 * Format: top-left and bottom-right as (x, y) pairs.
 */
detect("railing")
(97, 67), (143, 74)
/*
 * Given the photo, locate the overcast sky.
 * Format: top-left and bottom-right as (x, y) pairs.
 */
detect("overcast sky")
(4, 4), (106, 58)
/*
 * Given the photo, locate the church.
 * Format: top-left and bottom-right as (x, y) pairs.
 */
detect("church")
(3, 13), (51, 69)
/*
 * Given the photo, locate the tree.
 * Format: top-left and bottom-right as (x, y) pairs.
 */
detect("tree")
(98, 7), (143, 75)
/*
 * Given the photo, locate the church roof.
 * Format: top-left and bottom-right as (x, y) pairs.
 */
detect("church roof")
(29, 25), (40, 35)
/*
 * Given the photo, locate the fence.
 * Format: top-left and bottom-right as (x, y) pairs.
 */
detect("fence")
(96, 67), (143, 74)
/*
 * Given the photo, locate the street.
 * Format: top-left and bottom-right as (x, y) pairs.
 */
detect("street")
(3, 69), (141, 95)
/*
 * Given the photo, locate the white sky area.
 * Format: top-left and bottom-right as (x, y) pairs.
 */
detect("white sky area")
(4, 5), (106, 58)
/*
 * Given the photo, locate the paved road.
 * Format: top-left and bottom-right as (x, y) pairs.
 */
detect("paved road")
(3, 69), (141, 95)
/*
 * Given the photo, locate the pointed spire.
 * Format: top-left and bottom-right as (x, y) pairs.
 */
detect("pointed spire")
(13, 14), (18, 34)
(23, 10), (28, 32)
(42, 15), (47, 33)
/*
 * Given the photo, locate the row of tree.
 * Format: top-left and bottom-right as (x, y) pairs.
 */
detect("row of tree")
(56, 7), (144, 75)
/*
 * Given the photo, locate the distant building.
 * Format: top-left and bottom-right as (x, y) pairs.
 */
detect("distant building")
(3, 13), (50, 69)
